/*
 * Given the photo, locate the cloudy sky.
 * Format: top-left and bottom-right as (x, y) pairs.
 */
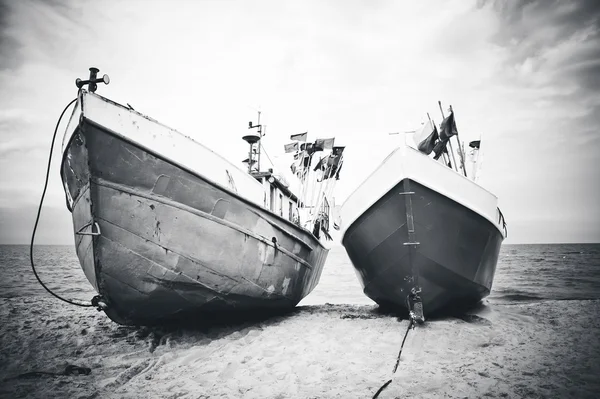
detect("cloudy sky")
(0, 0), (599, 245)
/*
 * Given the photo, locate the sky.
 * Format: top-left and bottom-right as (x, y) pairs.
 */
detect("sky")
(0, 0), (599, 245)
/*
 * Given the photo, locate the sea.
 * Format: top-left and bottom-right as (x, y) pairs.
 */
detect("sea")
(1, 243), (599, 306)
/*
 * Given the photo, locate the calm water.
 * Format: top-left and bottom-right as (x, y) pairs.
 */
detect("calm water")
(1, 244), (599, 305)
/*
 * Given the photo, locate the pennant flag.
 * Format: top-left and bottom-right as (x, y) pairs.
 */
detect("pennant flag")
(334, 161), (343, 180)
(439, 112), (458, 141)
(302, 153), (313, 168)
(417, 125), (439, 155)
(332, 146), (345, 157)
(314, 137), (335, 150)
(300, 142), (313, 152)
(284, 142), (299, 153)
(313, 155), (330, 171)
(290, 132), (308, 142)
(432, 140), (448, 160)
(469, 140), (480, 149)
(308, 142), (323, 154)
(413, 120), (433, 147)
(324, 146), (345, 179)
(291, 157), (310, 178)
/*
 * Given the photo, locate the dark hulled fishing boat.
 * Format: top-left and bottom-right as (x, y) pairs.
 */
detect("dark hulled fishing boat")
(59, 69), (344, 325)
(337, 106), (507, 321)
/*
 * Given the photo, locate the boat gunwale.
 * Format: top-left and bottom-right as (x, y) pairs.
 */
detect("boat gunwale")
(341, 144), (500, 208)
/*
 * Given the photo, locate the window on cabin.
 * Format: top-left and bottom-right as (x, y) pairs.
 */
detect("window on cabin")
(279, 193), (283, 216)
(270, 185), (276, 212)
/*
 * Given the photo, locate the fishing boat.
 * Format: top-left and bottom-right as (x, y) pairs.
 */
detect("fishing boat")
(59, 68), (344, 325)
(337, 104), (507, 322)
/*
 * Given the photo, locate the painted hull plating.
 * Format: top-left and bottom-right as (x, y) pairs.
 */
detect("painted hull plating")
(342, 178), (504, 316)
(61, 119), (327, 326)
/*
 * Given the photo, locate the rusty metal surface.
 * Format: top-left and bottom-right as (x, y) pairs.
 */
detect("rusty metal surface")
(62, 122), (328, 325)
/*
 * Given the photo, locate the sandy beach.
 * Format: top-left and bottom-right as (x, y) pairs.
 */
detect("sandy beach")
(1, 295), (599, 398)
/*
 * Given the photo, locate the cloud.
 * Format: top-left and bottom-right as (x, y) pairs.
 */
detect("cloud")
(477, 0), (600, 97)
(0, 0), (20, 70)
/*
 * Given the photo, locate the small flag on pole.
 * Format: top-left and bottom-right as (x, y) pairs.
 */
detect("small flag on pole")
(439, 112), (458, 141)
(284, 142), (299, 153)
(417, 126), (439, 155)
(414, 120), (438, 155)
(314, 137), (335, 150)
(290, 132), (308, 142)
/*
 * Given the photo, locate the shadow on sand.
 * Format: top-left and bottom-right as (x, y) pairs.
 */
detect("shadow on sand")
(115, 300), (494, 345)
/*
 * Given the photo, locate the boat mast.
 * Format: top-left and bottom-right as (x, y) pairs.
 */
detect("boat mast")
(449, 105), (468, 178)
(246, 111), (263, 173)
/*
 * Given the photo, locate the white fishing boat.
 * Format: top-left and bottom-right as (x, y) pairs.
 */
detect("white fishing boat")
(337, 104), (507, 322)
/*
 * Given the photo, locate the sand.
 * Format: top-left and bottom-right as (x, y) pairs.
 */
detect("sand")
(1, 297), (599, 398)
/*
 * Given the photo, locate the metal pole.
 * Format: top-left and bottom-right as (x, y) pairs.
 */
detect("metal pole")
(256, 111), (262, 172)
(247, 143), (253, 174)
(449, 105), (468, 178)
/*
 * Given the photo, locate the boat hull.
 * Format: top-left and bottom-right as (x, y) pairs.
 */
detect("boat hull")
(61, 119), (328, 325)
(342, 178), (504, 316)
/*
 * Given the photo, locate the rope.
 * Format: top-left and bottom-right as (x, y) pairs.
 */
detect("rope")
(372, 318), (415, 398)
(259, 142), (275, 170)
(30, 97), (94, 308)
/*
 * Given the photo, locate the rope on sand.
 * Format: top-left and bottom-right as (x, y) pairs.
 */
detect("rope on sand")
(372, 318), (416, 398)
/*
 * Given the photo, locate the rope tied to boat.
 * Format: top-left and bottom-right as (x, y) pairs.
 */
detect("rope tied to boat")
(372, 317), (416, 398)
(371, 287), (425, 398)
(29, 96), (97, 308)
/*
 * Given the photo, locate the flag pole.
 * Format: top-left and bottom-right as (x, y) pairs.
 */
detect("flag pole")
(449, 105), (468, 178)
(438, 101), (458, 173)
(427, 112), (450, 167)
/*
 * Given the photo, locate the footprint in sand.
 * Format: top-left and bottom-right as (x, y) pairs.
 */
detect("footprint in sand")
(105, 359), (153, 389)
(456, 314), (493, 326)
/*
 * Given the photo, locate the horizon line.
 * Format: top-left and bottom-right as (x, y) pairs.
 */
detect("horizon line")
(3, 241), (600, 246)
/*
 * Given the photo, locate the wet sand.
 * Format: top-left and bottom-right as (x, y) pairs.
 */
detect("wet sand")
(1, 297), (599, 398)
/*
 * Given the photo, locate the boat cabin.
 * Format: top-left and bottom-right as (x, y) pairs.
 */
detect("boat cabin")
(251, 170), (300, 225)
(242, 118), (334, 240)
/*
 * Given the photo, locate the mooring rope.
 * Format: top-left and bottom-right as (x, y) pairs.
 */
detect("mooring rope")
(30, 97), (94, 308)
(372, 318), (416, 399)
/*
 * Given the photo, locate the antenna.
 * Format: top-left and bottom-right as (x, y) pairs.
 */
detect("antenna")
(245, 111), (264, 173)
